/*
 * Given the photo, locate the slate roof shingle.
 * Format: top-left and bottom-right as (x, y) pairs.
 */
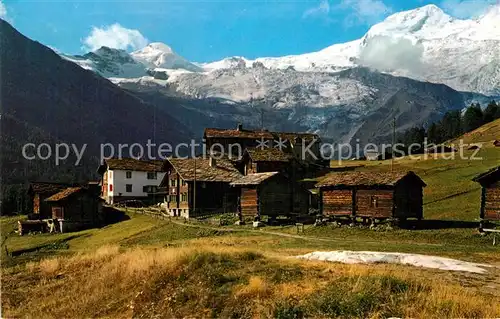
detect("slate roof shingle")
(29, 182), (73, 195)
(473, 166), (500, 184)
(103, 158), (163, 172)
(166, 157), (242, 182)
(316, 171), (426, 188)
(230, 172), (279, 186)
(245, 148), (294, 162)
(204, 128), (319, 142)
(45, 187), (83, 202)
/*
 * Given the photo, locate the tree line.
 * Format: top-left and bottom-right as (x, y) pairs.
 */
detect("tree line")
(397, 100), (500, 153)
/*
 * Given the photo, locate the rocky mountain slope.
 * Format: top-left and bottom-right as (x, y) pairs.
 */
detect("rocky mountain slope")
(0, 19), (191, 187)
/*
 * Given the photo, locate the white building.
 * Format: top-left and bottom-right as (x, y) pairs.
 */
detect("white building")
(97, 158), (166, 205)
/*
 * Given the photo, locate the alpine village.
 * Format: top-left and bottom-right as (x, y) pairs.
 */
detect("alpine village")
(2, 3), (500, 318)
(17, 123), (499, 236)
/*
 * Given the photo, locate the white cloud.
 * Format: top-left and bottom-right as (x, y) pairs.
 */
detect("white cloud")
(0, 0), (8, 20)
(82, 23), (148, 52)
(359, 35), (425, 74)
(440, 0), (498, 18)
(303, 0), (331, 18)
(337, 0), (392, 26)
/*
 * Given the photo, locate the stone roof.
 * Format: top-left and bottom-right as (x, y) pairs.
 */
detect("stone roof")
(245, 148), (294, 162)
(316, 171), (426, 188)
(473, 166), (500, 185)
(230, 172), (279, 186)
(28, 182), (73, 195)
(102, 158), (163, 172)
(165, 157), (242, 183)
(45, 187), (83, 202)
(204, 127), (319, 141)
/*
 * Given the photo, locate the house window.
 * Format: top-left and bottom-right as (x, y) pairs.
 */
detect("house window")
(126, 184), (133, 193)
(169, 195), (177, 202)
(371, 196), (378, 208)
(147, 172), (157, 180)
(170, 178), (177, 187)
(181, 193), (188, 202)
(181, 179), (187, 186)
(126, 171), (132, 179)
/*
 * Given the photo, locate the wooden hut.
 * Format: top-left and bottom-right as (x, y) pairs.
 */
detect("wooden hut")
(230, 172), (297, 221)
(28, 182), (72, 219)
(45, 186), (104, 232)
(316, 171), (426, 222)
(161, 157), (242, 218)
(473, 166), (500, 229)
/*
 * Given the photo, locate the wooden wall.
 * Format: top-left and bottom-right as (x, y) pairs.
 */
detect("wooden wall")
(259, 177), (292, 217)
(33, 194), (40, 214)
(320, 182), (424, 220)
(240, 188), (258, 217)
(393, 180), (423, 220)
(322, 189), (353, 217)
(484, 181), (500, 221)
(355, 190), (394, 219)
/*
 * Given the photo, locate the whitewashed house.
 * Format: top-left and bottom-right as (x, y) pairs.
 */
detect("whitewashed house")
(97, 158), (166, 205)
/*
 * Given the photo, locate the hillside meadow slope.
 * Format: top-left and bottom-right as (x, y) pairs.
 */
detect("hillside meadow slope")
(1, 122), (499, 318)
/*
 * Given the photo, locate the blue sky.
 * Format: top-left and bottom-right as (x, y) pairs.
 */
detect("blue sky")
(1, 0), (497, 62)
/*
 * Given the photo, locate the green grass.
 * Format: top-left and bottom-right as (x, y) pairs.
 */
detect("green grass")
(331, 147), (499, 221)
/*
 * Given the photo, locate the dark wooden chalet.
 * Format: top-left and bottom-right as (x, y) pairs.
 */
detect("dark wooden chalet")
(203, 124), (322, 163)
(473, 166), (500, 228)
(230, 172), (308, 221)
(316, 171), (426, 221)
(161, 157), (242, 218)
(28, 182), (73, 219)
(45, 186), (104, 232)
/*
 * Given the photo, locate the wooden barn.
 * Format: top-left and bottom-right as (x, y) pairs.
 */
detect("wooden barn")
(473, 166), (500, 228)
(28, 182), (73, 219)
(203, 124), (322, 163)
(44, 186), (104, 233)
(231, 172), (305, 221)
(316, 171), (426, 221)
(161, 157), (242, 218)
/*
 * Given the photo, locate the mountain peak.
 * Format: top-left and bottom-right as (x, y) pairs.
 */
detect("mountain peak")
(367, 4), (452, 37)
(143, 42), (174, 54)
(480, 4), (500, 22)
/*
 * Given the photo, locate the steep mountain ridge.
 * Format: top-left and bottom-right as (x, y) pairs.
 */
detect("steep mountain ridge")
(0, 19), (191, 186)
(65, 4), (499, 96)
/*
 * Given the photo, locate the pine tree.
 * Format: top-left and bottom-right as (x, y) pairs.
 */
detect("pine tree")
(483, 100), (499, 123)
(440, 110), (462, 141)
(427, 122), (440, 144)
(463, 104), (484, 132)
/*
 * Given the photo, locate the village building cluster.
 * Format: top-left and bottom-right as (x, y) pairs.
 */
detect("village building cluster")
(20, 124), (499, 234)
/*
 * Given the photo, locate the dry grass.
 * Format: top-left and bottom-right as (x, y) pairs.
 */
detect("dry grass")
(2, 246), (499, 319)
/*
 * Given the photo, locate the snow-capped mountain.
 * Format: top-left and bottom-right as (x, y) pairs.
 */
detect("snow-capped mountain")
(63, 42), (201, 78)
(65, 4), (499, 96)
(131, 42), (202, 72)
(61, 4), (499, 143)
(199, 4), (500, 95)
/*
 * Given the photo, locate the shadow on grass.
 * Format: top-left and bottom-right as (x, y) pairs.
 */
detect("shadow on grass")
(9, 234), (85, 257)
(102, 206), (130, 225)
(401, 219), (478, 230)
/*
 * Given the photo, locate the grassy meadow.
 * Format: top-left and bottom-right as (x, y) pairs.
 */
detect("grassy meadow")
(1, 121), (499, 318)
